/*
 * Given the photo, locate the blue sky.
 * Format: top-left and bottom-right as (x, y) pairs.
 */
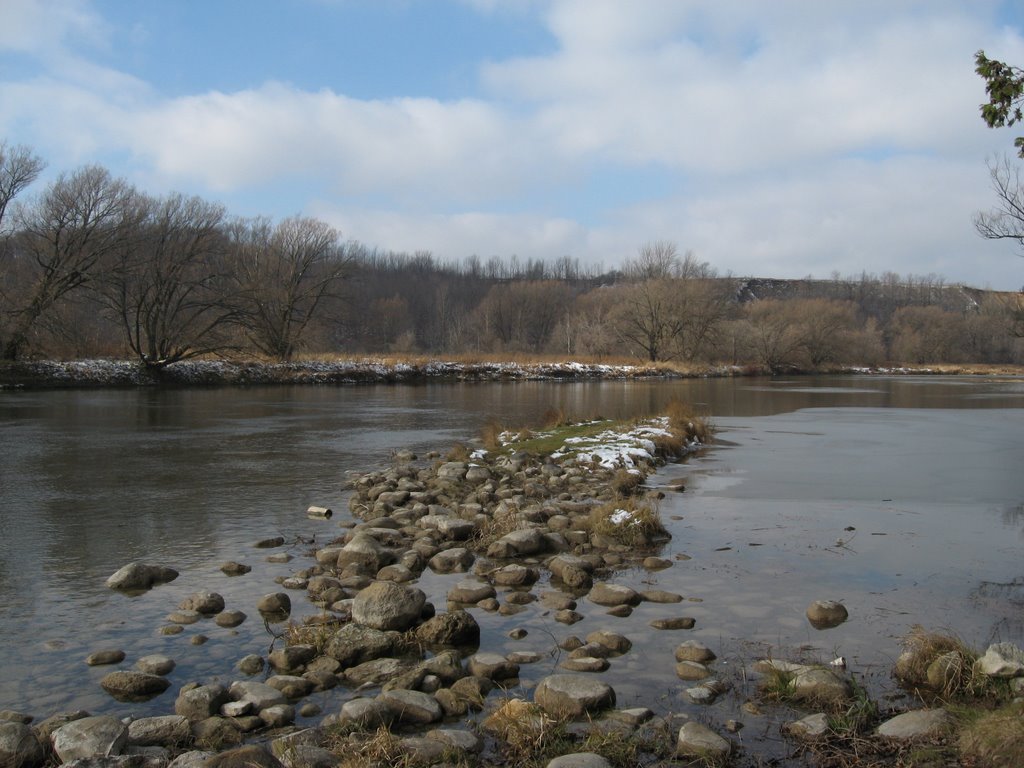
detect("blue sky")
(2, 0), (1024, 288)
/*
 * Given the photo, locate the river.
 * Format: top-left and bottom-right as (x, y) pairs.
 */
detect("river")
(1, 375), (1022, 756)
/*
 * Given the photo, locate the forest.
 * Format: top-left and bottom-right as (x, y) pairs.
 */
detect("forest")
(2, 142), (1022, 371)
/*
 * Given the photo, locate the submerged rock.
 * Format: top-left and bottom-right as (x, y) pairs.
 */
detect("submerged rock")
(676, 722), (730, 760)
(806, 600), (848, 629)
(99, 671), (170, 702)
(105, 563), (178, 592)
(534, 674), (615, 719)
(351, 581), (426, 632)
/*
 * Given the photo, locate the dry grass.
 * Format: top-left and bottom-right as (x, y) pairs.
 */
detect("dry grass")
(283, 618), (340, 654)
(446, 442), (472, 462)
(958, 701), (1024, 767)
(588, 498), (666, 547)
(481, 419), (504, 451)
(895, 626), (984, 699)
(609, 468), (645, 496)
(664, 397), (712, 444)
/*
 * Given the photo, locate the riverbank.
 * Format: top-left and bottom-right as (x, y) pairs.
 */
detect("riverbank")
(3, 409), (1021, 768)
(2, 357), (1023, 390)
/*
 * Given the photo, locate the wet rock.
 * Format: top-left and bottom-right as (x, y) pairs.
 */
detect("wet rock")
(491, 564), (539, 587)
(254, 537), (286, 549)
(352, 581), (426, 631)
(105, 563), (178, 591)
(674, 640), (716, 663)
(675, 661), (711, 681)
(0, 721), (44, 768)
(487, 528), (546, 559)
(560, 657), (609, 673)
(345, 657), (417, 687)
(268, 645), (316, 673)
(555, 609), (584, 625)
(782, 713), (829, 740)
(642, 556), (672, 570)
(166, 610), (202, 625)
(585, 630), (631, 655)
(415, 610), (480, 647)
(0, 712), (31, 725)
(468, 653), (519, 681)
(190, 635), (208, 646)
(267, 675), (315, 699)
(877, 709), (953, 739)
(214, 610), (247, 628)
(127, 716), (190, 747)
(426, 728), (483, 755)
(605, 605), (632, 618)
(86, 650), (125, 667)
(51, 716), (128, 763)
(806, 600), (848, 629)
(685, 680), (730, 704)
(174, 684), (229, 721)
(134, 655), (175, 676)
(428, 547), (475, 574)
(587, 583), (641, 607)
(447, 580), (496, 604)
(206, 744), (282, 768)
(229, 681), (287, 712)
(335, 533), (392, 572)
(256, 593), (291, 617)
(220, 562), (251, 576)
(236, 655), (264, 675)
(640, 589), (682, 603)
(379, 689), (442, 725)
(179, 591), (225, 615)
(534, 675), (615, 719)
(975, 642), (1024, 678)
(338, 698), (394, 729)
(259, 705), (295, 729)
(676, 722), (730, 760)
(168, 751), (214, 768)
(323, 624), (395, 666)
(650, 616), (695, 630)
(99, 671), (170, 702)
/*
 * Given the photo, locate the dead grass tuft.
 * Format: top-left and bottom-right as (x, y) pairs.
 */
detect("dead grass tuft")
(609, 468), (645, 496)
(958, 701), (1024, 768)
(664, 397), (712, 444)
(588, 498), (666, 547)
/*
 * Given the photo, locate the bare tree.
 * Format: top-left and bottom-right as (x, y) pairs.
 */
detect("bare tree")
(624, 240), (680, 279)
(0, 141), (45, 234)
(2, 166), (136, 360)
(975, 156), (1024, 251)
(229, 216), (350, 360)
(97, 192), (233, 368)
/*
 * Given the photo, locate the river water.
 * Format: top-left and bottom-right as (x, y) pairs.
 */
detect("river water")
(1, 375), (1022, 755)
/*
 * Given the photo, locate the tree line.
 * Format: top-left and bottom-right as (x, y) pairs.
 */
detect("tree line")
(2, 141), (1022, 370)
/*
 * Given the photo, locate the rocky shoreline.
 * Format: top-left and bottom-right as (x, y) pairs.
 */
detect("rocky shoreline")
(1, 411), (1021, 768)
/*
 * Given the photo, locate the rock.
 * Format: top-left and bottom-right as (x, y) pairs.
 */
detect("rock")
(585, 630), (631, 655)
(0, 722), (44, 768)
(487, 528), (546, 559)
(166, 610), (202, 625)
(587, 583), (641, 607)
(555, 609), (584, 625)
(675, 641), (716, 663)
(179, 591), (225, 615)
(220, 562), (251, 576)
(447, 580), (496, 604)
(352, 581), (426, 631)
(105, 563), (178, 591)
(676, 722), (730, 760)
(642, 556), (673, 570)
(650, 616), (695, 630)
(675, 661), (711, 681)
(255, 537), (286, 549)
(323, 624), (395, 666)
(534, 675), (615, 719)
(379, 689), (443, 725)
(229, 681), (287, 712)
(168, 751), (214, 768)
(259, 705), (295, 729)
(783, 713), (830, 740)
(975, 642), (1024, 678)
(806, 600), (848, 629)
(99, 671), (171, 702)
(927, 651), (965, 691)
(0, 712), (31, 725)
(415, 610), (480, 647)
(336, 533), (392, 572)
(215, 610), (247, 628)
(791, 666), (852, 705)
(491, 564), (539, 586)
(547, 754), (613, 768)
(344, 657), (416, 687)
(338, 698), (393, 729)
(220, 702), (252, 718)
(877, 709), (953, 739)
(86, 650), (125, 666)
(268, 645), (316, 673)
(640, 589), (683, 603)
(426, 727), (483, 755)
(32, 711), (89, 744)
(127, 716), (190, 747)
(428, 548), (475, 574)
(51, 716), (128, 763)
(236, 655), (264, 675)
(174, 684), (229, 721)
(560, 657), (609, 673)
(256, 593), (291, 616)
(468, 653), (519, 681)
(205, 745), (283, 768)
(267, 675), (315, 699)
(134, 655), (175, 676)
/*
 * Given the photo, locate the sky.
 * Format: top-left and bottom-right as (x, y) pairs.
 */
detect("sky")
(2, 1), (1024, 289)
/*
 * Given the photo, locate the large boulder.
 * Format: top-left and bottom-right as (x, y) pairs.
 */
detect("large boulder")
(127, 715), (191, 747)
(323, 623), (396, 667)
(0, 722), (45, 768)
(676, 722), (730, 760)
(105, 563), (178, 591)
(174, 684), (229, 721)
(975, 642), (1024, 678)
(587, 583), (641, 607)
(99, 671), (171, 702)
(378, 690), (442, 725)
(533, 675), (615, 719)
(806, 600), (848, 629)
(486, 528), (546, 559)
(336, 533), (392, 572)
(51, 716), (128, 763)
(228, 681), (287, 712)
(205, 745), (283, 768)
(352, 581), (426, 632)
(178, 591), (225, 615)
(415, 611), (480, 648)
(877, 709), (953, 739)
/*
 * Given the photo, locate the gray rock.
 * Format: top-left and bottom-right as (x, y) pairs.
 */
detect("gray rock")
(268, 645), (316, 673)
(806, 600), (848, 629)
(649, 616), (695, 630)
(0, 712), (31, 725)
(99, 671), (170, 702)
(791, 666), (852, 705)
(174, 684), (229, 721)
(447, 580), (496, 604)
(338, 698), (393, 729)
(178, 591), (225, 615)
(534, 675), (615, 719)
(167, 751), (213, 768)
(675, 661), (711, 681)
(52, 716), (128, 763)
(425, 728), (483, 754)
(257, 593), (291, 616)
(166, 610), (201, 625)
(491, 564), (539, 586)
(236, 655), (264, 675)
(585, 630), (631, 654)
(58, 757), (164, 768)
(560, 657), (609, 673)
(267, 675), (315, 699)
(487, 528), (546, 559)
(415, 610), (480, 647)
(85, 650), (126, 667)
(783, 712), (830, 740)
(214, 610), (247, 628)
(587, 583), (641, 607)
(468, 653), (519, 681)
(228, 681), (287, 712)
(352, 581), (426, 631)
(675, 641), (716, 663)
(258, 705), (295, 729)
(323, 623), (395, 666)
(676, 721), (730, 759)
(336, 533), (392, 572)
(379, 689), (443, 725)
(877, 709), (953, 739)
(134, 655), (175, 676)
(0, 721), (44, 768)
(428, 548), (475, 574)
(220, 562), (251, 576)
(547, 754), (612, 768)
(205, 744), (283, 768)
(127, 716), (190, 747)
(105, 563), (178, 591)
(975, 642), (1024, 678)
